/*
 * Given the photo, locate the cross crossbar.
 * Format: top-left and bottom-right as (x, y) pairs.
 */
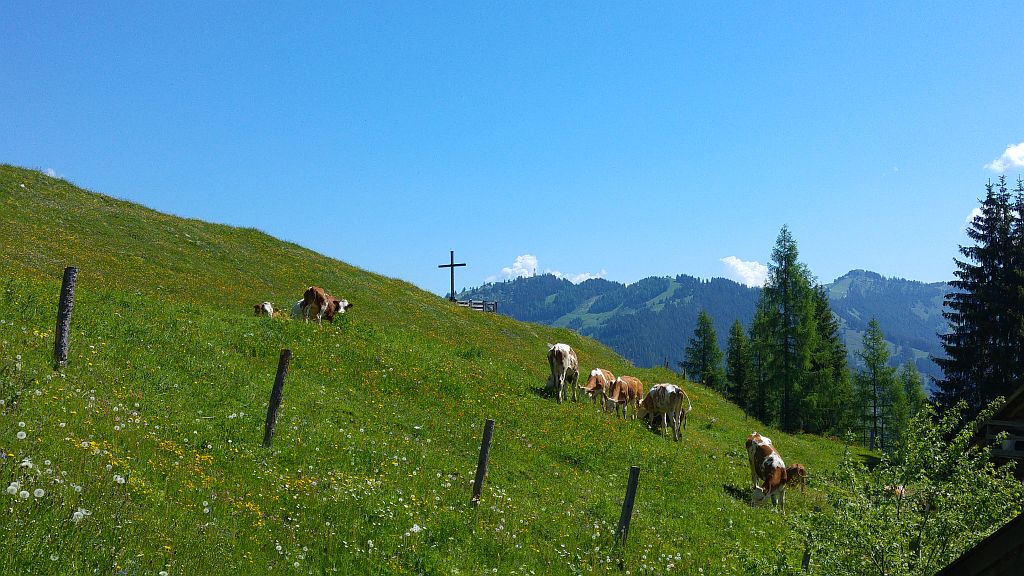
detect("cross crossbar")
(438, 250), (466, 301)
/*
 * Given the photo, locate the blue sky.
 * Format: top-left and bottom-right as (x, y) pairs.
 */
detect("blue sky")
(3, 2), (1023, 295)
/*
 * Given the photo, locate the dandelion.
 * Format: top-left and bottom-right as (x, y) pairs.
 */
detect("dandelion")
(411, 523), (423, 534)
(6, 482), (19, 495)
(20, 457), (32, 468)
(50, 555), (58, 561)
(18, 490), (29, 499)
(72, 507), (91, 522)
(16, 431), (26, 440)
(18, 421), (25, 427)
(114, 474), (125, 484)
(33, 488), (44, 498)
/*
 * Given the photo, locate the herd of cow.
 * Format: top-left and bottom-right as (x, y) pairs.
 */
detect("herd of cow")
(253, 286), (353, 323)
(252, 297), (807, 511)
(546, 342), (808, 511)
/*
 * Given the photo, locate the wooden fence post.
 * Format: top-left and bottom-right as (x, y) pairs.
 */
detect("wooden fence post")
(53, 266), (78, 370)
(262, 349), (292, 448)
(802, 540), (811, 572)
(471, 419), (495, 505)
(615, 466), (641, 544)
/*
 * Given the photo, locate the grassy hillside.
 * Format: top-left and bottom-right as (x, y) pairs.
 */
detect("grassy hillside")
(1, 165), (860, 575)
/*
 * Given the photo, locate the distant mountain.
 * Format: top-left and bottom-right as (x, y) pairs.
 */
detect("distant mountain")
(459, 270), (950, 383)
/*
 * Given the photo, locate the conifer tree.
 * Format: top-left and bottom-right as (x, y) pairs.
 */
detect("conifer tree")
(755, 225), (816, 431)
(726, 319), (754, 412)
(682, 310), (726, 393)
(898, 360), (927, 419)
(855, 319), (898, 451)
(802, 285), (853, 435)
(935, 176), (1024, 417)
(749, 306), (775, 424)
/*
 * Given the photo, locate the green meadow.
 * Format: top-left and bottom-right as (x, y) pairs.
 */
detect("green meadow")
(1, 165), (862, 574)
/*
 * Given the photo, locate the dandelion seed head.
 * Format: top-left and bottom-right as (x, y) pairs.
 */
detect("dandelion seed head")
(16, 431), (26, 440)
(18, 490), (29, 499)
(33, 488), (44, 498)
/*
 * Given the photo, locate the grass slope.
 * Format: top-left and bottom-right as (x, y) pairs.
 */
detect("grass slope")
(1, 165), (859, 575)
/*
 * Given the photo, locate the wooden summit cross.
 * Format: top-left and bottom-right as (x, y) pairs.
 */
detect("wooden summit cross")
(438, 250), (466, 302)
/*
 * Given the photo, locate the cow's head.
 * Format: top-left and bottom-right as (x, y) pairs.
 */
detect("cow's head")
(254, 304), (262, 315)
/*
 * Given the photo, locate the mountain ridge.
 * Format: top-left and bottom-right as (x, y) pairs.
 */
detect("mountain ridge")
(459, 269), (950, 383)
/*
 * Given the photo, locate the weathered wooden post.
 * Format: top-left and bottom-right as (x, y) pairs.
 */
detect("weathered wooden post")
(471, 418), (495, 505)
(53, 266), (78, 370)
(262, 349), (292, 448)
(802, 541), (812, 572)
(615, 466), (641, 545)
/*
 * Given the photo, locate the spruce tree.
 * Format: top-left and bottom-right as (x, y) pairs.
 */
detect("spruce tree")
(756, 225), (816, 431)
(802, 285), (853, 436)
(726, 319), (755, 412)
(935, 176), (1024, 417)
(855, 319), (898, 451)
(682, 310), (726, 393)
(899, 360), (927, 419)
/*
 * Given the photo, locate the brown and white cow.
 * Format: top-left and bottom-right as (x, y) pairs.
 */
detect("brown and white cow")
(603, 376), (645, 420)
(786, 463), (807, 493)
(637, 383), (691, 441)
(746, 432), (788, 512)
(254, 301), (275, 317)
(295, 286), (353, 324)
(579, 368), (615, 407)
(546, 343), (579, 404)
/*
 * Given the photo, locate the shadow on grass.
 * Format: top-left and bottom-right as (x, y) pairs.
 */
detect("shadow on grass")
(858, 453), (882, 468)
(723, 484), (752, 504)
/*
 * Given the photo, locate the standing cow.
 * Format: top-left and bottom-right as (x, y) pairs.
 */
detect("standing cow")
(603, 376), (645, 419)
(637, 383), (691, 441)
(580, 368), (615, 408)
(746, 432), (788, 512)
(546, 343), (579, 404)
(295, 286), (353, 324)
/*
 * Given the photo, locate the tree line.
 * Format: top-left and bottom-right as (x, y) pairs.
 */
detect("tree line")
(682, 225), (926, 448)
(684, 177), (1024, 449)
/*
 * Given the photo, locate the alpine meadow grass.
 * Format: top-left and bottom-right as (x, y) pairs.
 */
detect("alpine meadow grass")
(1, 165), (862, 574)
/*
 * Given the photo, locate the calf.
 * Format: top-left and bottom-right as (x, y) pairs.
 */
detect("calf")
(786, 463), (807, 493)
(579, 368), (614, 407)
(637, 383), (690, 440)
(746, 432), (788, 512)
(603, 376), (644, 420)
(546, 343), (579, 404)
(299, 286), (353, 324)
(254, 302), (274, 317)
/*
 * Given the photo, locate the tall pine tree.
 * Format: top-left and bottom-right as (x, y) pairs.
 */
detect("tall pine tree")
(801, 285), (854, 435)
(935, 176), (1024, 417)
(726, 319), (755, 412)
(682, 310), (726, 393)
(754, 226), (816, 431)
(855, 319), (902, 451)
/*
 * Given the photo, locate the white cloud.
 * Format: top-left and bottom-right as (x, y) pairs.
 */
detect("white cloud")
(489, 254), (605, 284)
(966, 207), (983, 225)
(721, 256), (768, 287)
(500, 254), (538, 280)
(561, 270), (608, 284)
(985, 142), (1024, 172)
(44, 168), (58, 178)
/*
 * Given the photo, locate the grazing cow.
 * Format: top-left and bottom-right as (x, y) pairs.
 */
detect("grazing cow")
(299, 286), (353, 324)
(579, 368), (615, 407)
(603, 376), (644, 420)
(746, 432), (788, 512)
(546, 343), (579, 404)
(786, 463), (808, 493)
(637, 383), (690, 441)
(254, 302), (274, 317)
